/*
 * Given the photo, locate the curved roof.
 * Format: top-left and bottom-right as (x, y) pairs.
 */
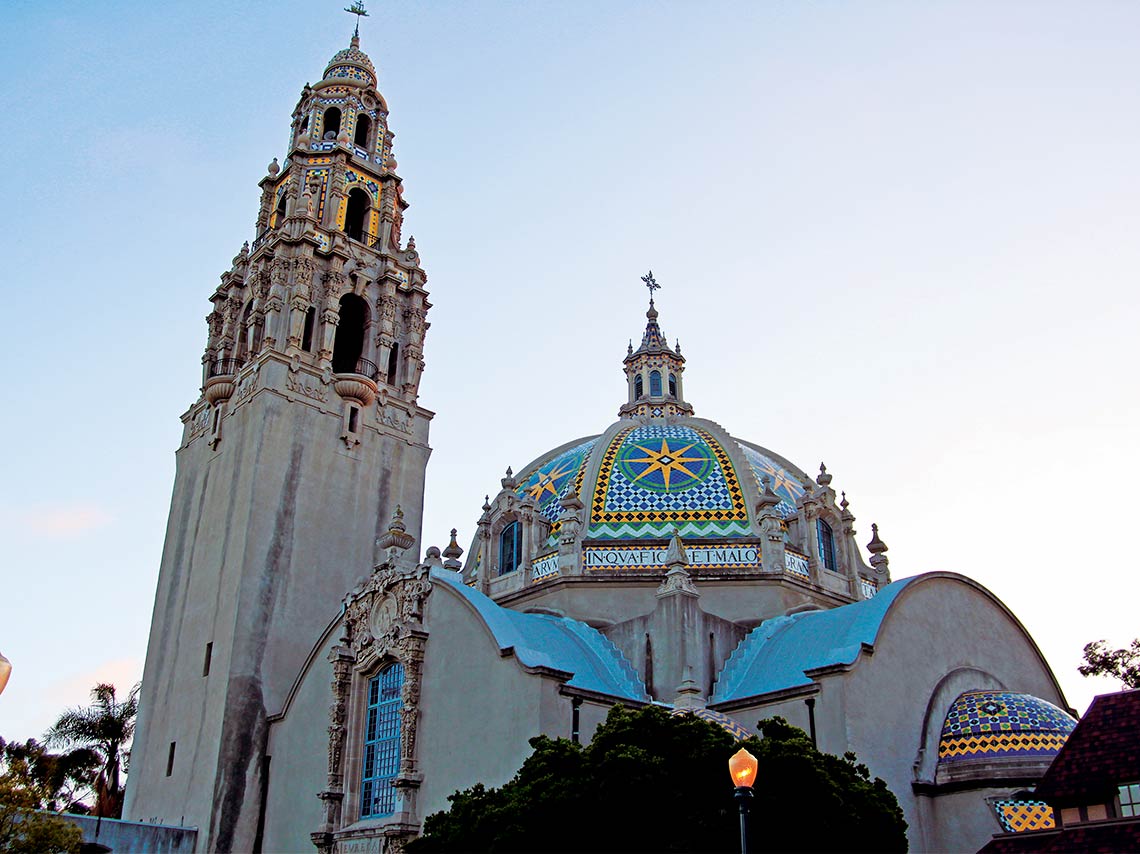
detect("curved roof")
(712, 576), (919, 703)
(670, 707), (752, 740)
(938, 690), (1076, 764)
(431, 568), (648, 702)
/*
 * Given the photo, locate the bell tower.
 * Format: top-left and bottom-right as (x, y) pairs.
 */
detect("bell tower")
(124, 27), (433, 852)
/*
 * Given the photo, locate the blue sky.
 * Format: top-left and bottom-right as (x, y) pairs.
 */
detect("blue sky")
(2, 1), (1138, 741)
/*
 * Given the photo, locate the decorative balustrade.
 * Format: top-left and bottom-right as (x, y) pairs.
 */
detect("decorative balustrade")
(207, 358), (245, 379)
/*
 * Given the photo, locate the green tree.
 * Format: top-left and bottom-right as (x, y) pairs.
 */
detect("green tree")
(45, 682), (139, 818)
(1079, 639), (1140, 689)
(0, 737), (98, 813)
(0, 778), (82, 853)
(409, 705), (907, 853)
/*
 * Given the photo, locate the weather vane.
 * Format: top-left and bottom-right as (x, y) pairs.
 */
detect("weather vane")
(345, 1), (369, 38)
(641, 270), (661, 305)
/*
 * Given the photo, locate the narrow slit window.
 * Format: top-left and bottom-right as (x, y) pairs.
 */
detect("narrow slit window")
(817, 520), (836, 572)
(166, 742), (176, 777)
(301, 307), (317, 353)
(348, 407), (359, 433)
(202, 642), (213, 677)
(386, 343), (399, 386)
(634, 375), (643, 399)
(669, 373), (677, 396)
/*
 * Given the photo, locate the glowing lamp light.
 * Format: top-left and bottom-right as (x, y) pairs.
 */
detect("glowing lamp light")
(0, 652), (11, 696)
(728, 747), (758, 789)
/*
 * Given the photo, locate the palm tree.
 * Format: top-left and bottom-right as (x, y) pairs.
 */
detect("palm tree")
(46, 682), (140, 817)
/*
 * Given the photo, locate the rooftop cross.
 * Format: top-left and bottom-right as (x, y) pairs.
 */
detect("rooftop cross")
(641, 270), (661, 306)
(344, 1), (369, 38)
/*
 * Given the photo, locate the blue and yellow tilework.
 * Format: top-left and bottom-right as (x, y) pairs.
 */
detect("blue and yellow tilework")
(993, 800), (1055, 833)
(740, 444), (804, 518)
(589, 425), (749, 540)
(670, 707), (752, 740)
(938, 691), (1076, 762)
(515, 439), (598, 524)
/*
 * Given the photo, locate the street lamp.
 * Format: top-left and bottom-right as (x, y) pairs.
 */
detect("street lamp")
(0, 652), (11, 696)
(729, 747), (758, 853)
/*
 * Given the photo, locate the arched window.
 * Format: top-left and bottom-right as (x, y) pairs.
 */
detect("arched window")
(499, 521), (522, 575)
(817, 520), (836, 572)
(649, 370), (662, 397)
(301, 306), (317, 353)
(323, 107), (341, 140)
(332, 294), (368, 374)
(634, 375), (643, 399)
(386, 342), (399, 386)
(274, 192), (287, 227)
(668, 373), (677, 397)
(344, 188), (370, 242)
(300, 115), (309, 133)
(354, 114), (372, 148)
(360, 662), (403, 819)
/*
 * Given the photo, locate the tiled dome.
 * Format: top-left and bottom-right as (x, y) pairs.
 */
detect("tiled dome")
(513, 418), (807, 548)
(323, 36), (377, 86)
(938, 690), (1076, 764)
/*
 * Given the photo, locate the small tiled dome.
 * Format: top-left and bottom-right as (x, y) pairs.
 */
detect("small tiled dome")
(670, 707), (752, 741)
(323, 36), (377, 86)
(938, 690), (1076, 764)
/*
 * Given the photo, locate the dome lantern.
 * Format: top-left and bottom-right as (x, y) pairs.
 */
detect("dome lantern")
(619, 272), (693, 419)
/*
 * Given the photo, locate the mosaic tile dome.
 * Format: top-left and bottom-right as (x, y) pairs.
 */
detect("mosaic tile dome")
(512, 417), (809, 548)
(938, 690), (1077, 764)
(323, 37), (377, 86)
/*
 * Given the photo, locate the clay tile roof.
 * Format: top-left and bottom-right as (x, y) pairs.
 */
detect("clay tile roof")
(1033, 688), (1140, 805)
(979, 820), (1140, 853)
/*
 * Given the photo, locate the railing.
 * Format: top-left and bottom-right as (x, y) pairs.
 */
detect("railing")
(345, 229), (384, 249)
(333, 357), (379, 380)
(251, 230), (273, 251)
(207, 358), (245, 379)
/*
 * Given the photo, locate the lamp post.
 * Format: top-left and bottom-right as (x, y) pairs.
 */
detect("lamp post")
(728, 747), (758, 854)
(0, 652), (10, 696)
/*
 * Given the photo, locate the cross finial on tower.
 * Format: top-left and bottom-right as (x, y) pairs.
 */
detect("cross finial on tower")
(641, 270), (661, 306)
(344, 1), (369, 39)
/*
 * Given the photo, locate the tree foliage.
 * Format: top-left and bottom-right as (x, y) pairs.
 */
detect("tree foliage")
(0, 778), (82, 854)
(1079, 639), (1140, 689)
(45, 682), (139, 818)
(409, 705), (907, 853)
(0, 737), (98, 814)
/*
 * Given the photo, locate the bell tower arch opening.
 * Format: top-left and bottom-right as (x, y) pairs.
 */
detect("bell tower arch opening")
(332, 293), (369, 374)
(345, 188), (370, 242)
(354, 113), (372, 148)
(323, 106), (342, 140)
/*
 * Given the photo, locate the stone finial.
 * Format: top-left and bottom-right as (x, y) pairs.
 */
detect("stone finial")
(407, 235), (416, 251)
(817, 463), (832, 487)
(840, 491), (855, 523)
(424, 546), (443, 568)
(756, 475), (781, 512)
(559, 489), (584, 512)
(501, 467), (517, 490)
(867, 523), (889, 574)
(675, 339), (682, 355)
(657, 530), (697, 598)
(443, 529), (463, 570)
(376, 505), (415, 556)
(482, 494), (491, 513)
(267, 157), (280, 177)
(673, 664), (706, 711)
(627, 340), (633, 356)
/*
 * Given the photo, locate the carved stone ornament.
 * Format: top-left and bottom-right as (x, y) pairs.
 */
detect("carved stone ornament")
(315, 549), (433, 852)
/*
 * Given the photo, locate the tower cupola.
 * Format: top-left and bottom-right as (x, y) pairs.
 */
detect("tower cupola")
(322, 35), (378, 88)
(619, 272), (693, 418)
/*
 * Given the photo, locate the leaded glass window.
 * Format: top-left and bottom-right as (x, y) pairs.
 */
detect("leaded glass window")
(634, 375), (643, 399)
(499, 521), (521, 575)
(1120, 783), (1140, 817)
(668, 373), (677, 397)
(817, 520), (836, 572)
(650, 370), (662, 397)
(361, 663), (404, 819)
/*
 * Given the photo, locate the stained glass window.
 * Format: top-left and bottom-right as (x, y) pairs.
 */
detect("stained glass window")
(817, 520), (836, 572)
(361, 663), (404, 819)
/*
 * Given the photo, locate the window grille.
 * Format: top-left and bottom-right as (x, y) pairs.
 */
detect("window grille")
(361, 663), (404, 818)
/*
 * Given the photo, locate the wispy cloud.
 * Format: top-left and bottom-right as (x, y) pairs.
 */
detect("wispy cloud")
(9, 505), (113, 537)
